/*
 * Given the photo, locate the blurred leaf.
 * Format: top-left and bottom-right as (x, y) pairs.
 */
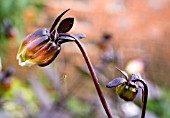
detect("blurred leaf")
(76, 66), (90, 78)
(147, 88), (170, 118)
(66, 96), (89, 115)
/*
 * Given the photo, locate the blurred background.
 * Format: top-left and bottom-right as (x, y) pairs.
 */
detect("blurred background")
(0, 0), (170, 118)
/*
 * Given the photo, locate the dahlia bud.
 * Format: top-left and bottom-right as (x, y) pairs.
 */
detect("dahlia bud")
(17, 29), (61, 67)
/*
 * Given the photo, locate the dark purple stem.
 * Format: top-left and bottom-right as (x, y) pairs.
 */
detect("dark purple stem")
(59, 33), (112, 117)
(74, 38), (113, 118)
(132, 79), (148, 118)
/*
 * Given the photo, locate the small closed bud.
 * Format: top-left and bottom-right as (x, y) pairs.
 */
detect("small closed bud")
(116, 82), (138, 101)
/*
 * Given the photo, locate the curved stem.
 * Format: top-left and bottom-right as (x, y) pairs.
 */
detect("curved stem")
(133, 79), (148, 118)
(59, 33), (113, 117)
(74, 38), (112, 118)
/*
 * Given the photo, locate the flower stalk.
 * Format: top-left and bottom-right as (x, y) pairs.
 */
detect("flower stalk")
(60, 33), (113, 117)
(74, 37), (113, 118)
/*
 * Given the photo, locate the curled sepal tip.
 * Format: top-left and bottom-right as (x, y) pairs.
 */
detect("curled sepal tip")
(50, 8), (70, 33)
(115, 67), (129, 81)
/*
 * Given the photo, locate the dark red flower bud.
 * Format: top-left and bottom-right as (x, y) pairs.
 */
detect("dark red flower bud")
(17, 29), (61, 67)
